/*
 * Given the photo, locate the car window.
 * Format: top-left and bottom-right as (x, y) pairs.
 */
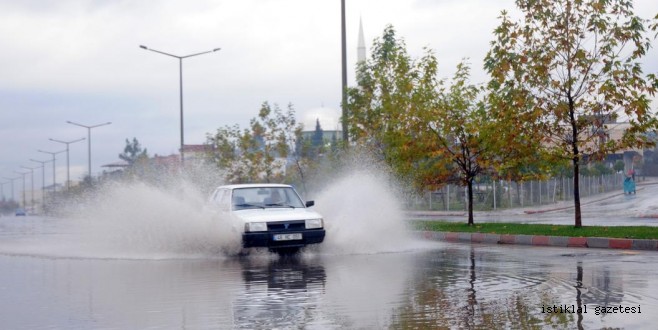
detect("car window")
(231, 187), (305, 209)
(232, 188), (260, 210)
(217, 189), (231, 210)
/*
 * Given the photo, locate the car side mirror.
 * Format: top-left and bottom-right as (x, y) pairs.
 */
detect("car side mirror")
(305, 201), (315, 207)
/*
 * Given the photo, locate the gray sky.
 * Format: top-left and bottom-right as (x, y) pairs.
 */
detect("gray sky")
(1, 0), (657, 194)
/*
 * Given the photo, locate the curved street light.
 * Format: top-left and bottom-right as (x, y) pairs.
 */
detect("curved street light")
(66, 121), (111, 182)
(49, 137), (85, 190)
(139, 44), (221, 167)
(38, 149), (66, 193)
(30, 158), (52, 208)
(2, 176), (19, 204)
(0, 181), (7, 201)
(14, 171), (28, 208)
(20, 165), (39, 210)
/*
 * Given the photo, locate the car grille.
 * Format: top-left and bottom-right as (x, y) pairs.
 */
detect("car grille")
(267, 220), (306, 231)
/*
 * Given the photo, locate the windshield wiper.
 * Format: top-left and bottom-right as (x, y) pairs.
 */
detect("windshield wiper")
(265, 202), (296, 209)
(236, 203), (264, 209)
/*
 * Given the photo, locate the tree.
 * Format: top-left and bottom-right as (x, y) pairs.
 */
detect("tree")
(207, 102), (304, 185)
(119, 137), (148, 165)
(485, 0), (658, 227)
(311, 119), (324, 148)
(346, 25), (440, 184)
(614, 159), (625, 173)
(347, 26), (499, 225)
(420, 62), (490, 225)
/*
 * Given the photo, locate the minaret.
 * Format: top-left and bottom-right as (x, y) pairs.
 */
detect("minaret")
(357, 17), (366, 63)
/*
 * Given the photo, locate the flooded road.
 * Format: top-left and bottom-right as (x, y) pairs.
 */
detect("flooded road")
(2, 217), (658, 329)
(3, 173), (658, 329)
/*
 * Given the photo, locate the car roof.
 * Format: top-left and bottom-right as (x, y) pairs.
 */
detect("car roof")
(216, 183), (293, 190)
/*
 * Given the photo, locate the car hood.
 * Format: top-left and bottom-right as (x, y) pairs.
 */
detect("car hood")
(234, 208), (322, 223)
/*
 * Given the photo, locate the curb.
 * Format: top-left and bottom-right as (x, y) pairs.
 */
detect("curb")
(420, 231), (658, 251)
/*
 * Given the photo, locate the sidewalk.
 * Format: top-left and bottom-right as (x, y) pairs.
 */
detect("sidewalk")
(419, 230), (658, 251)
(407, 177), (658, 218)
(412, 177), (658, 250)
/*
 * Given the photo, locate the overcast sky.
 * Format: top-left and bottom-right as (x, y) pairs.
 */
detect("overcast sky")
(1, 0), (657, 195)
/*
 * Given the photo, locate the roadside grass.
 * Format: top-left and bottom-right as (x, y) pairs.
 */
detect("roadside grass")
(413, 220), (658, 239)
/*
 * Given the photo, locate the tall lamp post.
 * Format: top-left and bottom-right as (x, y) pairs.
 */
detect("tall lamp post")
(0, 181), (6, 201)
(14, 171), (28, 208)
(49, 137), (85, 190)
(30, 159), (52, 209)
(2, 177), (18, 204)
(139, 44), (221, 167)
(21, 165), (38, 211)
(66, 121), (111, 182)
(38, 149), (66, 194)
(341, 0), (349, 144)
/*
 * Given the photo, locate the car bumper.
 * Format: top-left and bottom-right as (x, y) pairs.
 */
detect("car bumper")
(243, 229), (325, 249)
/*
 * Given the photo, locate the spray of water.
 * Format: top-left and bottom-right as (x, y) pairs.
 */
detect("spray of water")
(1, 154), (432, 259)
(313, 167), (425, 255)
(65, 181), (232, 259)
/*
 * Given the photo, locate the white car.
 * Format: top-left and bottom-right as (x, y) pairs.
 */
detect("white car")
(209, 183), (325, 254)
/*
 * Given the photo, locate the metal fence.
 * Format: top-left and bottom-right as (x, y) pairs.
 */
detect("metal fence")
(416, 173), (634, 211)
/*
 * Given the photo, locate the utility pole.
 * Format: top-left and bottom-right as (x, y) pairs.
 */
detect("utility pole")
(66, 121), (111, 183)
(49, 137), (85, 190)
(20, 165), (38, 211)
(30, 159), (51, 209)
(139, 45), (221, 168)
(341, 0), (349, 144)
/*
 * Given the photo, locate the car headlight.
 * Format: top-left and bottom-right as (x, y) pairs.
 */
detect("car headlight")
(245, 222), (267, 232)
(305, 218), (323, 229)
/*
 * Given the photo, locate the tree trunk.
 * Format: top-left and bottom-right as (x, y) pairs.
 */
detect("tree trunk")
(569, 94), (582, 228)
(573, 157), (582, 228)
(467, 178), (474, 226)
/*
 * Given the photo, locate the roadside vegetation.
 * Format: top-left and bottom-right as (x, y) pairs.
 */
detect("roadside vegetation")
(413, 220), (658, 240)
(43, 1), (658, 230)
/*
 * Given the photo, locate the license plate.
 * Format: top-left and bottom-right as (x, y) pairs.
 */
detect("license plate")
(273, 233), (302, 241)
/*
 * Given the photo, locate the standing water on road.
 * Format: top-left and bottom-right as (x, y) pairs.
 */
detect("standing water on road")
(2, 167), (658, 328)
(0, 165), (425, 260)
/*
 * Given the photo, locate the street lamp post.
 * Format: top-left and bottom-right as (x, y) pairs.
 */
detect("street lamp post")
(2, 177), (18, 204)
(66, 121), (111, 182)
(14, 171), (28, 208)
(0, 181), (6, 201)
(21, 165), (38, 211)
(49, 137), (85, 190)
(139, 44), (221, 167)
(38, 149), (66, 194)
(30, 159), (51, 209)
(341, 0), (349, 144)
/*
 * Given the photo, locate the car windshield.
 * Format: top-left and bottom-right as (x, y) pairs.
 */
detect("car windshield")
(232, 187), (305, 210)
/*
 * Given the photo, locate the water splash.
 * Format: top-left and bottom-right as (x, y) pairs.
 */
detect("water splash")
(72, 181), (230, 258)
(1, 159), (433, 259)
(313, 168), (428, 255)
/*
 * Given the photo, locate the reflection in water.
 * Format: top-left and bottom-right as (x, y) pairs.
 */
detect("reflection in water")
(466, 247), (477, 329)
(390, 247), (658, 329)
(1, 241), (658, 329)
(576, 261), (584, 330)
(390, 247), (554, 329)
(234, 256), (327, 329)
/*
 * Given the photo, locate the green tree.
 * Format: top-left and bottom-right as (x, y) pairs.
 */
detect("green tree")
(614, 159), (625, 172)
(207, 102), (304, 185)
(346, 25), (439, 185)
(119, 137), (148, 165)
(348, 25), (503, 225)
(311, 119), (324, 148)
(485, 0), (658, 227)
(420, 62), (490, 225)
